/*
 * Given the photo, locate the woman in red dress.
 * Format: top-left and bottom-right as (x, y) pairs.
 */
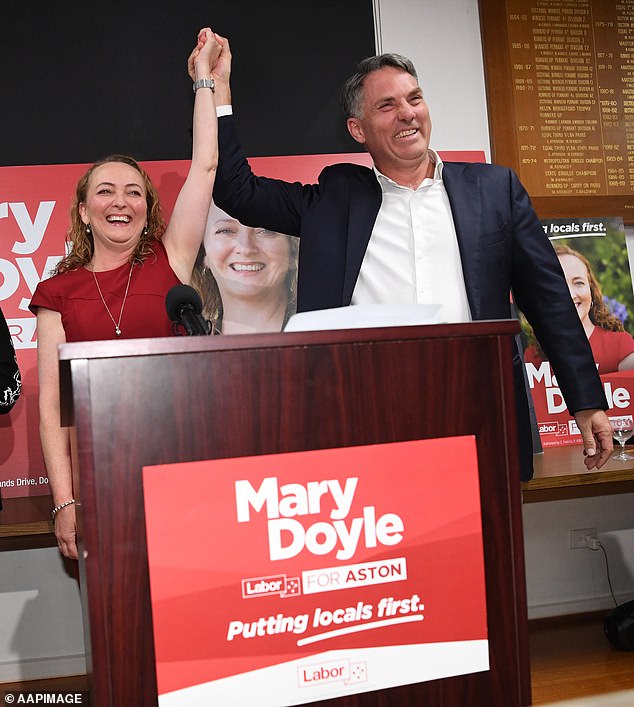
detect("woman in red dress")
(29, 28), (223, 559)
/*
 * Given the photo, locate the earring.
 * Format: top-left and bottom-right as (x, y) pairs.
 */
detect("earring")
(86, 223), (92, 235)
(143, 225), (148, 236)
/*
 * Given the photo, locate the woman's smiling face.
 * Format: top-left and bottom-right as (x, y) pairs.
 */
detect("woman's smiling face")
(78, 161), (148, 251)
(559, 253), (592, 326)
(203, 204), (292, 300)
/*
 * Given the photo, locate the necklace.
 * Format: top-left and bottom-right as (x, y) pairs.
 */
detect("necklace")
(92, 262), (135, 337)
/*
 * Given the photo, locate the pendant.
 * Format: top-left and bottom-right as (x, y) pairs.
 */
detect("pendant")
(115, 328), (122, 337)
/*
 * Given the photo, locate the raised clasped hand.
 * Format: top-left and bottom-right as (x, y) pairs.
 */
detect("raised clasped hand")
(187, 27), (230, 85)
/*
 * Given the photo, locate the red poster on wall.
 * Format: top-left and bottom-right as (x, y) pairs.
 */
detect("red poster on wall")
(522, 217), (634, 447)
(1, 149), (485, 499)
(142, 436), (488, 706)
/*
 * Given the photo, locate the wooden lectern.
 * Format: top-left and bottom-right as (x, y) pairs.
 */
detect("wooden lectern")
(59, 320), (530, 706)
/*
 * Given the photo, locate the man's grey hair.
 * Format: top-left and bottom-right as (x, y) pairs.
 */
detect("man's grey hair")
(341, 53), (418, 119)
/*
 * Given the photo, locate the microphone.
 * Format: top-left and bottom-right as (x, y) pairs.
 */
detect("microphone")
(165, 285), (211, 336)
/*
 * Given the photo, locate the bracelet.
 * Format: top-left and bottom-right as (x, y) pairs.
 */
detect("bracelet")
(51, 498), (76, 519)
(193, 78), (215, 93)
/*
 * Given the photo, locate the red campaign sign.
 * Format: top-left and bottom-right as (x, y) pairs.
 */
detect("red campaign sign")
(0, 150), (485, 498)
(526, 362), (634, 446)
(142, 437), (488, 706)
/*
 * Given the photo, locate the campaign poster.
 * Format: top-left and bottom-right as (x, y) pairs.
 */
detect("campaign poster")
(522, 216), (634, 447)
(0, 150), (484, 498)
(142, 436), (488, 706)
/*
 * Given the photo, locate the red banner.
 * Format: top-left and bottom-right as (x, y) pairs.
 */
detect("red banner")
(143, 436), (488, 705)
(0, 150), (485, 498)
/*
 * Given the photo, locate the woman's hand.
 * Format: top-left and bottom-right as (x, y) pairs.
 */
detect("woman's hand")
(187, 27), (223, 81)
(55, 504), (78, 560)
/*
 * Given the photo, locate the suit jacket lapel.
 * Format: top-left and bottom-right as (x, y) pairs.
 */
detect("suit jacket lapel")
(342, 169), (382, 305)
(339, 163), (484, 315)
(443, 162), (482, 320)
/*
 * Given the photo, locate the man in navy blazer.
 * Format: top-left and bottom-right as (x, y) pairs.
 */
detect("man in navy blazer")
(208, 40), (612, 480)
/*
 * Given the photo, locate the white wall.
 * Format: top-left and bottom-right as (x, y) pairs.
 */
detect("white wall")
(524, 495), (634, 619)
(0, 548), (85, 681)
(375, 0), (492, 159)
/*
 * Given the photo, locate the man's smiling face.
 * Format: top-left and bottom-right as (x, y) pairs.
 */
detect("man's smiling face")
(346, 66), (432, 174)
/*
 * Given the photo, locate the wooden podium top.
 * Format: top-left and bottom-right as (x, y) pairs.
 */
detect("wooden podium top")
(58, 319), (521, 360)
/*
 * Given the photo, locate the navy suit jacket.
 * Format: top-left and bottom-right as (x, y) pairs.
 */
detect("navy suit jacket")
(214, 115), (607, 480)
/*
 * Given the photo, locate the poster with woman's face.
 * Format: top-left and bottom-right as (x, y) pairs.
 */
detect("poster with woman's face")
(192, 202), (299, 335)
(522, 216), (634, 447)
